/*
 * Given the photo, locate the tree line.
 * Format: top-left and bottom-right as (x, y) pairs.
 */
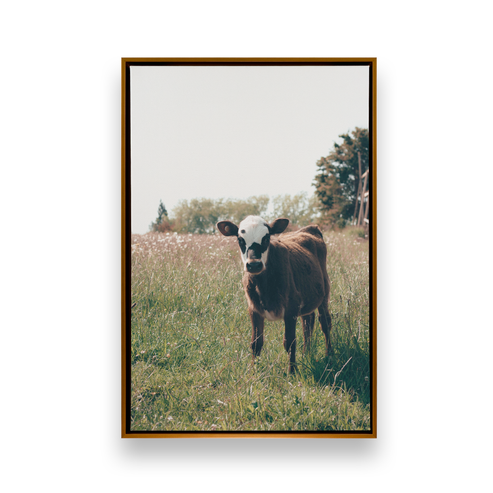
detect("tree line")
(150, 127), (369, 234)
(149, 193), (319, 234)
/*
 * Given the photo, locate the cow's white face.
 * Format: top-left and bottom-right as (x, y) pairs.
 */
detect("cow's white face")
(216, 216), (289, 276)
(237, 216), (271, 274)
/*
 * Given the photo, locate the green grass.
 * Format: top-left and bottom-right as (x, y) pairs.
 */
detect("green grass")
(130, 230), (371, 432)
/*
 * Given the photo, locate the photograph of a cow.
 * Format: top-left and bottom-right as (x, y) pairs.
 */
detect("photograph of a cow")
(217, 215), (332, 374)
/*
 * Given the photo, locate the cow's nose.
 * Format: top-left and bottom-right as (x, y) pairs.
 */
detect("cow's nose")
(246, 261), (263, 273)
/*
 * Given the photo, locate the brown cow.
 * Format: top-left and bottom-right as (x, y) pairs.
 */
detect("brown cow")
(217, 215), (331, 374)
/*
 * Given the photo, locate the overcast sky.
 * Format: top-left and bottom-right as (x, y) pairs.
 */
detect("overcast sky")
(130, 65), (369, 234)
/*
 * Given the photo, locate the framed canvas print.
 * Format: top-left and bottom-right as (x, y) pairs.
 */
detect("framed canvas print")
(122, 58), (376, 438)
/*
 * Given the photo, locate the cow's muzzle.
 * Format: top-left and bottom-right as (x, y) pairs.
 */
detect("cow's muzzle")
(246, 261), (264, 274)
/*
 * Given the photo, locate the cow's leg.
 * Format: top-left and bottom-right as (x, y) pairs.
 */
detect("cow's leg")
(301, 312), (315, 353)
(250, 309), (264, 362)
(283, 314), (297, 374)
(318, 302), (332, 356)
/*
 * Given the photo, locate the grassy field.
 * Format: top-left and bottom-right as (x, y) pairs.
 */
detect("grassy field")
(130, 228), (371, 432)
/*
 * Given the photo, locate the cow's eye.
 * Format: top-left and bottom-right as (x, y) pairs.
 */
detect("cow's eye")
(238, 237), (246, 252)
(261, 235), (270, 248)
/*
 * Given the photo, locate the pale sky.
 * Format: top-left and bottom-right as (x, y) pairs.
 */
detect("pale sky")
(130, 65), (369, 234)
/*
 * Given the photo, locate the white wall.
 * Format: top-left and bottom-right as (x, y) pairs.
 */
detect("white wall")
(1, 1), (492, 492)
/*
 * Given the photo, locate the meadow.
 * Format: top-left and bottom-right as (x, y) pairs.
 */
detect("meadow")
(130, 228), (371, 432)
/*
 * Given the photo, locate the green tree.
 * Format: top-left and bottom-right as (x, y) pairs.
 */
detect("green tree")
(221, 195), (270, 225)
(171, 196), (270, 234)
(156, 200), (168, 223)
(313, 127), (369, 227)
(149, 200), (173, 232)
(269, 192), (320, 227)
(172, 198), (219, 234)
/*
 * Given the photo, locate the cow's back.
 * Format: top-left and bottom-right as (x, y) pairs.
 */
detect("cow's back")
(278, 225), (327, 269)
(275, 225), (329, 314)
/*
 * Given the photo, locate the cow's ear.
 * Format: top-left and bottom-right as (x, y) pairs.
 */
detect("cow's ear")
(217, 221), (239, 237)
(269, 218), (289, 235)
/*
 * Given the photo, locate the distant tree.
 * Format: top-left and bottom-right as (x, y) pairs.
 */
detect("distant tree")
(149, 200), (174, 233)
(165, 193), (323, 234)
(156, 201), (168, 223)
(269, 192), (320, 228)
(171, 196), (270, 234)
(313, 127), (369, 227)
(172, 198), (221, 234)
(221, 195), (270, 225)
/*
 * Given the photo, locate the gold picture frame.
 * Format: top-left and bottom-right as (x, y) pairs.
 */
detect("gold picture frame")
(122, 58), (377, 438)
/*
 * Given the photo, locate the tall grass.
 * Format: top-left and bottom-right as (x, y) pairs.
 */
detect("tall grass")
(130, 229), (370, 432)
